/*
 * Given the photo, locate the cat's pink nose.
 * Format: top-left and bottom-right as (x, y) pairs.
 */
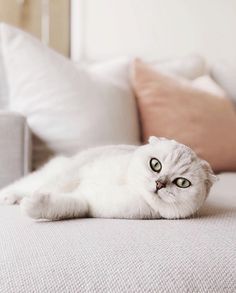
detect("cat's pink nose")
(156, 180), (166, 190)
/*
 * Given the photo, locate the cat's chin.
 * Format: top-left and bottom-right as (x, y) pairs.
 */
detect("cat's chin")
(156, 190), (176, 204)
(157, 198), (201, 219)
(157, 203), (190, 219)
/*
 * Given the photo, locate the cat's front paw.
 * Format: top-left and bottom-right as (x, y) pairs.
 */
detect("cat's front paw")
(21, 193), (50, 219)
(0, 192), (23, 205)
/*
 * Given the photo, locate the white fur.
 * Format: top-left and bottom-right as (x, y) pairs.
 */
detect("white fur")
(0, 137), (217, 220)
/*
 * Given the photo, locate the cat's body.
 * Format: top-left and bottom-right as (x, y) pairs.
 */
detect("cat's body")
(0, 137), (216, 220)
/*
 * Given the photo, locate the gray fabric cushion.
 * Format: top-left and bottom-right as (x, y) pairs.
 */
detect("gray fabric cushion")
(0, 45), (8, 109)
(0, 111), (31, 188)
(0, 173), (235, 293)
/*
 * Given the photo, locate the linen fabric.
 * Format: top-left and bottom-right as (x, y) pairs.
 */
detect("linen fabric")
(0, 173), (235, 292)
(0, 111), (31, 188)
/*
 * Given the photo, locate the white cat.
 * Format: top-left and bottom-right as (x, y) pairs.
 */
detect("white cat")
(0, 136), (217, 220)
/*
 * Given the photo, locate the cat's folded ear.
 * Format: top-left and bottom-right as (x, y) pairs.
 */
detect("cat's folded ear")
(148, 136), (161, 145)
(201, 159), (218, 194)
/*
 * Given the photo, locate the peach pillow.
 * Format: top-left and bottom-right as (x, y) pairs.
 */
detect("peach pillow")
(131, 59), (236, 172)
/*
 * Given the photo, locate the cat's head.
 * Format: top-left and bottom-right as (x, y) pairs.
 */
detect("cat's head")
(127, 136), (217, 219)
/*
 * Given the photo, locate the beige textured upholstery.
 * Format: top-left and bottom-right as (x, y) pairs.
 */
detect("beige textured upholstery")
(0, 111), (31, 188)
(0, 173), (235, 293)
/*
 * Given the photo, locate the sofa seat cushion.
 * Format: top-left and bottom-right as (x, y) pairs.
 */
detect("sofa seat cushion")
(0, 173), (235, 293)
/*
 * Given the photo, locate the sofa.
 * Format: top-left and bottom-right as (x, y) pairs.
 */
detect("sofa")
(0, 24), (236, 292)
(0, 111), (235, 293)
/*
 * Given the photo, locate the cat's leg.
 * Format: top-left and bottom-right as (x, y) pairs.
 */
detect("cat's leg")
(0, 172), (44, 205)
(0, 156), (70, 205)
(21, 192), (88, 220)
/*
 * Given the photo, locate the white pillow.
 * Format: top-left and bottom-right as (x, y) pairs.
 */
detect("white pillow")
(192, 75), (226, 97)
(85, 55), (207, 85)
(151, 55), (207, 80)
(211, 62), (236, 103)
(0, 23), (140, 168)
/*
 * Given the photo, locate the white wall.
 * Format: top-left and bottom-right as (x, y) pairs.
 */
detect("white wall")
(71, 0), (236, 64)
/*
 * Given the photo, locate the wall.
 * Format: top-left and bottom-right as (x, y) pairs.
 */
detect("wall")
(0, 0), (70, 56)
(71, 0), (236, 64)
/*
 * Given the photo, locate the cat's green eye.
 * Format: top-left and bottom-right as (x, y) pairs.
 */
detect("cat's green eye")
(173, 177), (191, 188)
(150, 158), (162, 173)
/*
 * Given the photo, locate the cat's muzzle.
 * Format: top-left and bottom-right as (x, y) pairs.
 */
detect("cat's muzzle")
(155, 180), (166, 193)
